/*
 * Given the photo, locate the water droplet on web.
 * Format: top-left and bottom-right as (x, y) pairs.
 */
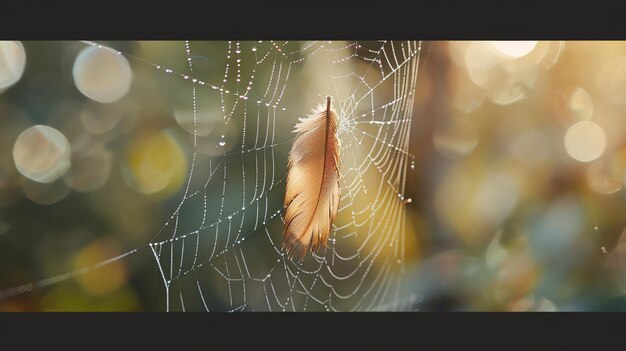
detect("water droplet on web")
(252, 47), (257, 52)
(218, 135), (226, 147)
(594, 226), (599, 231)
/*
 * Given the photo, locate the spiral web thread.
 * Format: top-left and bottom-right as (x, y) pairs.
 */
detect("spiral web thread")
(1, 40), (423, 311)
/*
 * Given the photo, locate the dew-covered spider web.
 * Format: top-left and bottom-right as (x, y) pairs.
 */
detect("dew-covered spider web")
(3, 40), (423, 311)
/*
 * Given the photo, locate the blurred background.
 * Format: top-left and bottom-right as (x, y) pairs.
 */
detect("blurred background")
(0, 41), (625, 311)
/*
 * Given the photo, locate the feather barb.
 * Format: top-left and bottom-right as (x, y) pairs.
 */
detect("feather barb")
(283, 97), (340, 260)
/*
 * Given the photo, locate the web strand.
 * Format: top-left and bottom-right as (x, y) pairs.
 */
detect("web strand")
(0, 40), (422, 312)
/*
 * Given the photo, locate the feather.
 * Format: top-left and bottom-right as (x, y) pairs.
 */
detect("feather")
(283, 96), (341, 260)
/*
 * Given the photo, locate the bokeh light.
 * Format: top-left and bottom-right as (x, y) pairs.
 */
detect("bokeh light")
(453, 41), (562, 106)
(63, 144), (112, 192)
(12, 125), (71, 183)
(73, 46), (132, 103)
(0, 41), (26, 91)
(73, 238), (128, 297)
(174, 108), (221, 136)
(489, 41), (538, 59)
(79, 103), (123, 135)
(568, 87), (594, 121)
(587, 159), (622, 194)
(564, 121), (607, 163)
(124, 129), (187, 196)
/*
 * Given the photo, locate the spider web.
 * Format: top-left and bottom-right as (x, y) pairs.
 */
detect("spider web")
(2, 40), (423, 311)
